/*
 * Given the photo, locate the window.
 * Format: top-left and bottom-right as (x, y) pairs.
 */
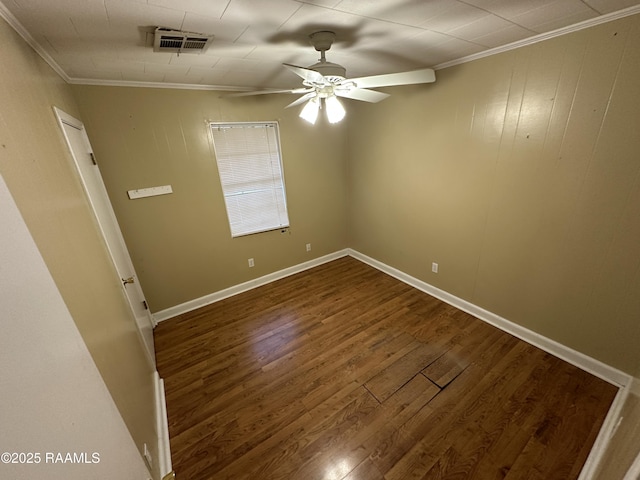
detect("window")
(211, 122), (290, 237)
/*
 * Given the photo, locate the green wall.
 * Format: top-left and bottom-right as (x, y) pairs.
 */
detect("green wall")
(347, 14), (640, 374)
(73, 86), (349, 312)
(0, 16), (158, 476)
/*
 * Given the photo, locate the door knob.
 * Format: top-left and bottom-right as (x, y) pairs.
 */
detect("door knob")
(122, 276), (135, 286)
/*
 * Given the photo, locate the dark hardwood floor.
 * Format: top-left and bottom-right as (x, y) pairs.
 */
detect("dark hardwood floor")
(154, 256), (618, 480)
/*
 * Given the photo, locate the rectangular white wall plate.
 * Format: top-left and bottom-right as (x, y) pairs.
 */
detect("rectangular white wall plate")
(127, 185), (173, 200)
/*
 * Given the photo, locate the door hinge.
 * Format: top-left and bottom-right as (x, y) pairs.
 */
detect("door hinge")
(89, 152), (97, 165)
(142, 300), (149, 310)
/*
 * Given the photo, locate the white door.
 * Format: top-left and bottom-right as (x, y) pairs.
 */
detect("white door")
(54, 107), (155, 366)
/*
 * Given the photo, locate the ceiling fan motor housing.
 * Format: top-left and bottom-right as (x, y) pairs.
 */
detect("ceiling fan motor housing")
(308, 61), (346, 82)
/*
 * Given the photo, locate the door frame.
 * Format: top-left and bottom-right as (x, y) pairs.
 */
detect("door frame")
(53, 107), (156, 367)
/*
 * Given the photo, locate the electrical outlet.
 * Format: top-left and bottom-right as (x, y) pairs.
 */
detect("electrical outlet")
(248, 258), (255, 267)
(431, 262), (439, 273)
(306, 243), (311, 252)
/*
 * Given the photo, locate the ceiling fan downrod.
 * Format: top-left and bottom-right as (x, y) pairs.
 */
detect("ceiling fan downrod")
(307, 30), (345, 81)
(309, 30), (336, 62)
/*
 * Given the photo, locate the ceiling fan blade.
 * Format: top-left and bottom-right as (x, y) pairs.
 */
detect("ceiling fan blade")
(224, 88), (310, 98)
(335, 88), (390, 103)
(348, 68), (436, 89)
(285, 92), (317, 109)
(283, 63), (326, 84)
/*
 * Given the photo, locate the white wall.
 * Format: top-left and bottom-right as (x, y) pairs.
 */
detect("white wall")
(0, 174), (151, 480)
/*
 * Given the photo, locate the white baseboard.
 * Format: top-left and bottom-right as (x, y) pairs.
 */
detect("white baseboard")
(151, 248), (633, 479)
(347, 249), (635, 480)
(624, 450), (640, 480)
(155, 247), (630, 387)
(154, 371), (172, 478)
(579, 383), (630, 479)
(348, 249), (631, 388)
(153, 249), (349, 323)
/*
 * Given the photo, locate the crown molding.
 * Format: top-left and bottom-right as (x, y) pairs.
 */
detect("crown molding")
(2, 0), (639, 89)
(434, 5), (640, 71)
(68, 77), (254, 92)
(0, 0), (70, 82)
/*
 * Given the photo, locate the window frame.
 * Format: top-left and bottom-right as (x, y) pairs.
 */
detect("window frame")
(210, 121), (290, 238)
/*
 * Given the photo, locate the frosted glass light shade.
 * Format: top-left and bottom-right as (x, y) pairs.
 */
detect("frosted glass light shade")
(299, 98), (319, 124)
(325, 95), (345, 123)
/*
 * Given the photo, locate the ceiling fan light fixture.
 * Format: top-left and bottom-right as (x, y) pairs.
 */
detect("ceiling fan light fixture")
(224, 29), (436, 126)
(325, 95), (345, 124)
(299, 98), (320, 124)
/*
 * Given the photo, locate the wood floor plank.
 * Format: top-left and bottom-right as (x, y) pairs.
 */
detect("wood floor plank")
(364, 341), (446, 402)
(421, 349), (469, 388)
(365, 376), (440, 474)
(342, 458), (384, 480)
(288, 376), (438, 480)
(213, 382), (364, 480)
(154, 257), (618, 480)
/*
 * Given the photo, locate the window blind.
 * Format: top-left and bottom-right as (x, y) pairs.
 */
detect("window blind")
(211, 122), (290, 237)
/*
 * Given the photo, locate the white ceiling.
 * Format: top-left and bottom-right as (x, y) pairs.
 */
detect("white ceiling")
(2, 0), (639, 90)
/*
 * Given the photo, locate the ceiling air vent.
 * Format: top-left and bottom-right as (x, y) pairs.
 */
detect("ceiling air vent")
(153, 27), (213, 54)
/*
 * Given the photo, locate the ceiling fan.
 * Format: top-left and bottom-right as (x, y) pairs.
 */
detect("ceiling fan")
(226, 31), (436, 124)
